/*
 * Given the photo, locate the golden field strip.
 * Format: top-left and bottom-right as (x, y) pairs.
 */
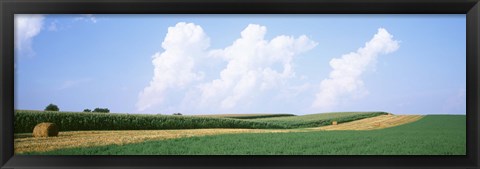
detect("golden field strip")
(15, 115), (422, 154)
(15, 129), (291, 153)
(315, 114), (423, 131)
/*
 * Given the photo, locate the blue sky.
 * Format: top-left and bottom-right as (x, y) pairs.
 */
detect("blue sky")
(14, 14), (466, 115)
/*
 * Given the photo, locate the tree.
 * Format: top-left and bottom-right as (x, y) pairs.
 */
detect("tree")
(93, 108), (110, 113)
(44, 104), (59, 111)
(173, 112), (182, 115)
(83, 109), (91, 112)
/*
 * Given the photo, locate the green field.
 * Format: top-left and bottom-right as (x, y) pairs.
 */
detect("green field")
(193, 114), (295, 119)
(15, 110), (384, 133)
(23, 115), (465, 155)
(249, 112), (388, 128)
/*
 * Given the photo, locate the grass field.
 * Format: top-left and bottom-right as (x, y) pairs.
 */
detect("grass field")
(21, 115), (465, 155)
(249, 112), (388, 128)
(192, 114), (295, 119)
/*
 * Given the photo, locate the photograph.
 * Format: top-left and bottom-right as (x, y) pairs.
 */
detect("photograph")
(13, 14), (466, 155)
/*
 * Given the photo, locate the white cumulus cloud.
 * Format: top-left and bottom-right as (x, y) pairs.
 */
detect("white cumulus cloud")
(199, 24), (317, 110)
(136, 22), (210, 111)
(312, 28), (400, 110)
(14, 14), (45, 56)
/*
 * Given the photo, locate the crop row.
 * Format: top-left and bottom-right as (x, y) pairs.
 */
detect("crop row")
(14, 110), (288, 133)
(250, 112), (389, 128)
(14, 110), (387, 133)
(195, 114), (296, 119)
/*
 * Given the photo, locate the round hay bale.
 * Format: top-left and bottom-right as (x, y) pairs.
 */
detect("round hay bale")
(32, 122), (59, 137)
(332, 121), (338, 125)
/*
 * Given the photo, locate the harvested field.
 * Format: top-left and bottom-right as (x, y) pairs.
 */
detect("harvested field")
(14, 128), (290, 153)
(15, 115), (422, 154)
(315, 115), (424, 131)
(249, 112), (388, 128)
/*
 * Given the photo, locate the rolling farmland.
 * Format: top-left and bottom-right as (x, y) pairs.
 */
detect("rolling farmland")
(14, 110), (385, 133)
(192, 114), (295, 119)
(14, 110), (464, 155)
(16, 113), (425, 154)
(14, 110), (287, 133)
(249, 112), (388, 128)
(316, 114), (423, 130)
(21, 115), (465, 155)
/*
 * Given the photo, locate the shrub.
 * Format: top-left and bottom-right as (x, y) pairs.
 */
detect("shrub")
(93, 108), (109, 113)
(173, 113), (182, 116)
(83, 109), (91, 112)
(44, 104), (59, 111)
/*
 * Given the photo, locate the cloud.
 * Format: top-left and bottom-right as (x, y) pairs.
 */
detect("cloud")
(15, 14), (97, 57)
(199, 24), (317, 109)
(312, 28), (400, 110)
(136, 22), (210, 111)
(14, 14), (45, 56)
(75, 14), (97, 23)
(137, 23), (317, 113)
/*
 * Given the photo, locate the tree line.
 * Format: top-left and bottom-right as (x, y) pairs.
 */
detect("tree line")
(44, 103), (110, 113)
(44, 103), (182, 115)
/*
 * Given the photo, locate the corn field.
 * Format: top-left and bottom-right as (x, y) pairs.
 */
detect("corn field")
(14, 110), (287, 133)
(14, 110), (387, 133)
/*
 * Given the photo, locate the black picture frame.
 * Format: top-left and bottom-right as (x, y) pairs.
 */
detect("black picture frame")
(1, 0), (479, 168)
